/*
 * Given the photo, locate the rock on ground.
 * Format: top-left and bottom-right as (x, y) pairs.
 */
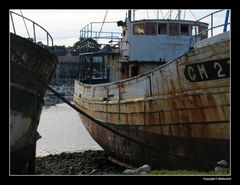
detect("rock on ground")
(123, 164), (151, 175)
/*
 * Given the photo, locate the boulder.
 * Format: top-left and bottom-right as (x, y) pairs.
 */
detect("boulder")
(123, 164), (151, 175)
(215, 160), (229, 172)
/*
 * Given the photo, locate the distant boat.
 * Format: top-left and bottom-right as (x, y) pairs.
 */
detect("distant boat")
(44, 92), (59, 106)
(43, 86), (66, 106)
(10, 11), (58, 174)
(73, 10), (230, 170)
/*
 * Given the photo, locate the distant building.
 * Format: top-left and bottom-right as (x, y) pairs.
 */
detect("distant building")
(50, 45), (80, 85)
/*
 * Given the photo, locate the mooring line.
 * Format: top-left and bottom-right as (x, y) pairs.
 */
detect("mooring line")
(11, 48), (229, 169)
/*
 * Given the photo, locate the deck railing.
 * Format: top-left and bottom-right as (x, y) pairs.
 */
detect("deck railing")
(10, 11), (54, 53)
(79, 22), (121, 48)
(190, 9), (230, 47)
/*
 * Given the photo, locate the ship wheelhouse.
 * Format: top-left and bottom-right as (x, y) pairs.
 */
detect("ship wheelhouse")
(118, 17), (208, 78)
(77, 10), (209, 84)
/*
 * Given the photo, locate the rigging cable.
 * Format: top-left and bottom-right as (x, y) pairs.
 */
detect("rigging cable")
(183, 10), (186, 20)
(163, 11), (168, 19)
(160, 10), (164, 19)
(169, 9), (172, 19)
(97, 10), (108, 42)
(189, 10), (198, 21)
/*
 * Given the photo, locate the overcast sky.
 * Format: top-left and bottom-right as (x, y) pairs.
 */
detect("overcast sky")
(9, 9), (229, 47)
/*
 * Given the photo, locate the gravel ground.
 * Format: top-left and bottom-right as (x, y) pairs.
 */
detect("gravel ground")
(35, 150), (125, 175)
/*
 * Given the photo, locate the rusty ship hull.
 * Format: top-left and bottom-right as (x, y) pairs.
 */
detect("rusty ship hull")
(73, 31), (230, 170)
(10, 33), (57, 173)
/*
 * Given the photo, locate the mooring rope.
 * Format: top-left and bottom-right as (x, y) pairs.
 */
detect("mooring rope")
(11, 48), (229, 170)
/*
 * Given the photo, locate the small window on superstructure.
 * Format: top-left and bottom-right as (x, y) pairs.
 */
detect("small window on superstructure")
(145, 22), (157, 35)
(130, 65), (138, 77)
(181, 24), (189, 35)
(169, 23), (180, 36)
(158, 23), (168, 34)
(133, 23), (144, 35)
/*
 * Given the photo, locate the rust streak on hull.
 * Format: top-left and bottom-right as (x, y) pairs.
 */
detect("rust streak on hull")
(74, 31), (230, 170)
(79, 114), (229, 170)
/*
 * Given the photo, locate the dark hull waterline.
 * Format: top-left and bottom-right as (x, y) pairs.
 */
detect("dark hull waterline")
(10, 33), (57, 174)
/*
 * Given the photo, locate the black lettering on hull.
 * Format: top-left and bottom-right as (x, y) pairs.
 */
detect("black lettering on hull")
(184, 58), (230, 82)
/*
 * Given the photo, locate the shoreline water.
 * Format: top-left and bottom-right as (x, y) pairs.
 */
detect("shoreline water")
(36, 103), (118, 175)
(36, 103), (102, 157)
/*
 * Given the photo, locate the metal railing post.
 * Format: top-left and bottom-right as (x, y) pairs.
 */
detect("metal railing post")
(211, 13), (213, 37)
(84, 27), (86, 38)
(223, 10), (230, 32)
(194, 25), (197, 43)
(10, 12), (16, 34)
(10, 11), (54, 53)
(87, 24), (89, 38)
(91, 23), (92, 38)
(33, 23), (36, 43)
(47, 33), (49, 46)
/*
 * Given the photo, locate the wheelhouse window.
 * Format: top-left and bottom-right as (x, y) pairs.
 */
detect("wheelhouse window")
(158, 23), (168, 34)
(133, 23), (144, 35)
(192, 24), (208, 40)
(198, 24), (208, 40)
(169, 23), (180, 36)
(92, 56), (104, 79)
(145, 22), (157, 35)
(181, 24), (189, 35)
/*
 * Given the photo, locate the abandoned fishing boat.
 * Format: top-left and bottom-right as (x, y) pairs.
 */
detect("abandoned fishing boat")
(10, 11), (57, 174)
(73, 10), (230, 170)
